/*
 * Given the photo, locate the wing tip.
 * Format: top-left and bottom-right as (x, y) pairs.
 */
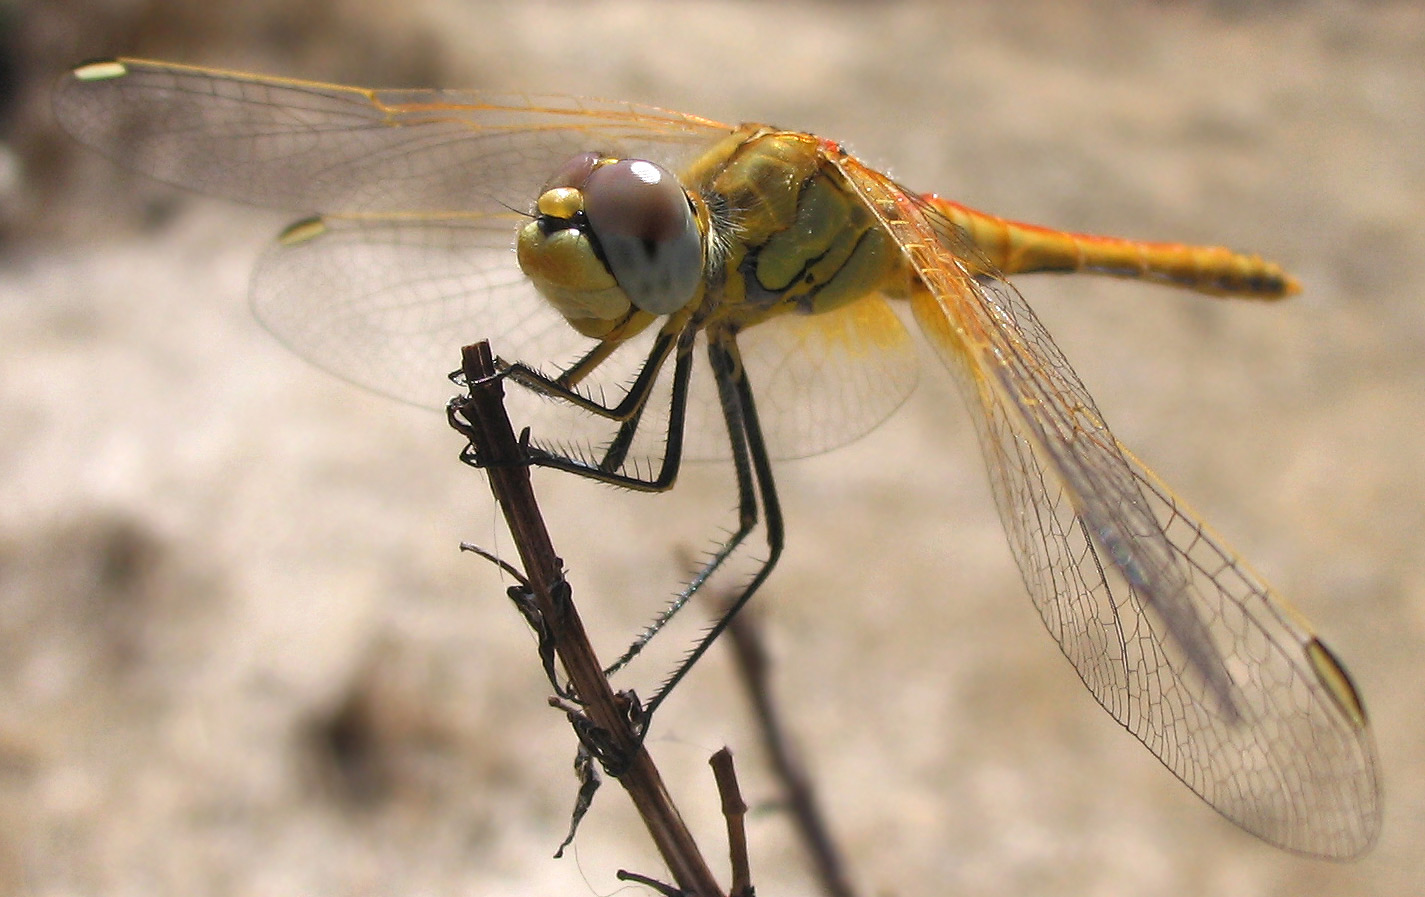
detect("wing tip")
(71, 59), (129, 83)
(278, 216), (329, 246)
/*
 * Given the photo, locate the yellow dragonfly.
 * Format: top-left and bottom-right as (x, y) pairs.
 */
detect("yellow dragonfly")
(54, 58), (1380, 858)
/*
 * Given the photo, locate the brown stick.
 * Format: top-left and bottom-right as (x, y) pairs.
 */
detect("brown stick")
(709, 748), (753, 897)
(452, 341), (722, 897)
(724, 602), (857, 897)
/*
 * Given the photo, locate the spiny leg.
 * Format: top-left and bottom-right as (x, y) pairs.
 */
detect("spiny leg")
(490, 323), (784, 716)
(506, 326), (694, 492)
(601, 331), (761, 677)
(503, 329), (677, 424)
(645, 334), (785, 717)
(611, 333), (786, 720)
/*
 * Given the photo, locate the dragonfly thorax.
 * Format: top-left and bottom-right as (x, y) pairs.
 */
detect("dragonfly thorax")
(517, 152), (705, 338)
(693, 129), (906, 321)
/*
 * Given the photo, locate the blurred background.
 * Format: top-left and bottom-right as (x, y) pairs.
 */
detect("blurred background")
(2, 1), (1422, 894)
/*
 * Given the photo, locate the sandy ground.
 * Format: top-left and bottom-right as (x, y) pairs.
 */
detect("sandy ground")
(3, 1), (1423, 895)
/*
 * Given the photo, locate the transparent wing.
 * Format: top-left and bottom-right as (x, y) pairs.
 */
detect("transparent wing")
(256, 212), (920, 460)
(52, 58), (731, 215)
(251, 213), (602, 410)
(685, 297), (920, 460)
(831, 154), (1381, 858)
(54, 59), (922, 458)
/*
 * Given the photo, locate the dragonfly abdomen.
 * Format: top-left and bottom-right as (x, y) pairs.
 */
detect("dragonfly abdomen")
(926, 197), (1301, 299)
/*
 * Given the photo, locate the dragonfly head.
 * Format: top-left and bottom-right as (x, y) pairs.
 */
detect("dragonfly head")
(518, 152), (704, 337)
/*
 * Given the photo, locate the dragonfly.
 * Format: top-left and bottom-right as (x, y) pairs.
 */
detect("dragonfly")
(54, 58), (1380, 859)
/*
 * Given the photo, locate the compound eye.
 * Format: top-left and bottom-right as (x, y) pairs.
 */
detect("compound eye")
(582, 159), (702, 315)
(542, 151), (602, 192)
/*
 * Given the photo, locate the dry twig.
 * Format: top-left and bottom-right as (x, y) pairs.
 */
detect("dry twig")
(448, 341), (722, 897)
(725, 600), (857, 897)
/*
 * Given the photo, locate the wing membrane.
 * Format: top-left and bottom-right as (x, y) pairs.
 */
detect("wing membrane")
(832, 154), (1381, 858)
(252, 212), (602, 410)
(257, 213), (920, 462)
(686, 297), (919, 460)
(55, 59), (919, 459)
(53, 58), (731, 215)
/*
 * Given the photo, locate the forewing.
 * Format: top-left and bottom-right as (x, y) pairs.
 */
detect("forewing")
(960, 361), (1379, 856)
(832, 154), (1380, 857)
(53, 57), (740, 429)
(52, 58), (732, 215)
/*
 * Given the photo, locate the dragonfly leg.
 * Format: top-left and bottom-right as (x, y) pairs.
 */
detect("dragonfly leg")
(599, 337), (761, 676)
(501, 328), (694, 492)
(478, 324), (784, 718)
(502, 331), (676, 423)
(632, 333), (784, 719)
